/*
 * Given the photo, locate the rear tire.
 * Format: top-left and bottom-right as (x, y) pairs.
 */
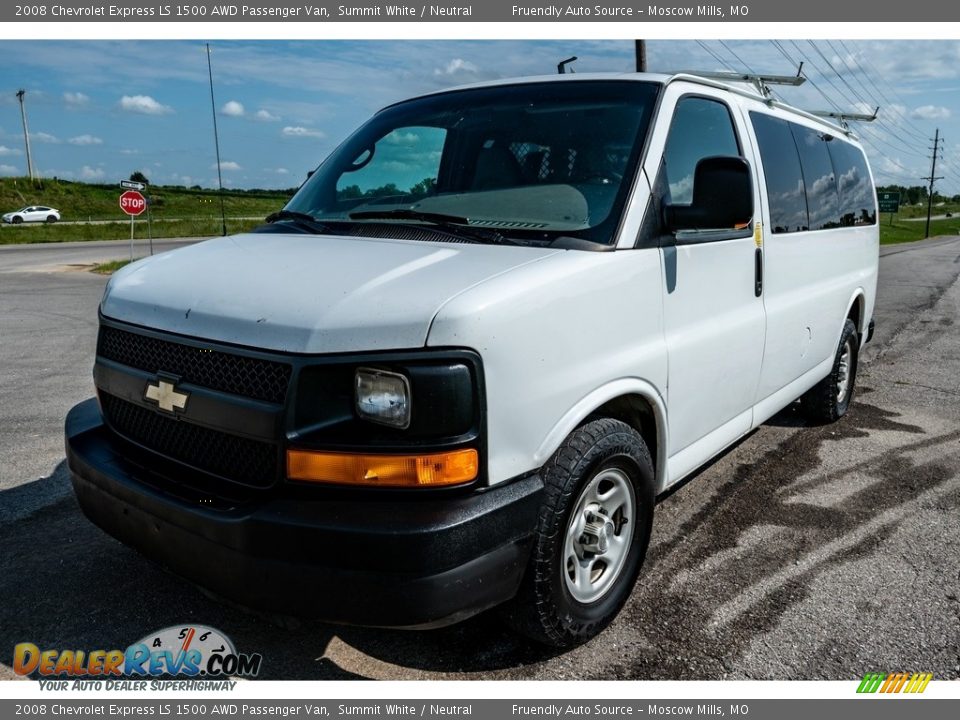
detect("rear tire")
(46, 215), (57, 223)
(504, 418), (654, 648)
(800, 318), (859, 423)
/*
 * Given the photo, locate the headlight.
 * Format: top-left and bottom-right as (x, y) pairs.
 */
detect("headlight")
(355, 367), (411, 429)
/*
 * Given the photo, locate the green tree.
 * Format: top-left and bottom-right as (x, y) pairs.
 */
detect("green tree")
(129, 171), (150, 185)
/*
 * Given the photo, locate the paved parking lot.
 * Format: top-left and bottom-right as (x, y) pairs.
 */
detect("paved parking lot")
(0, 236), (958, 680)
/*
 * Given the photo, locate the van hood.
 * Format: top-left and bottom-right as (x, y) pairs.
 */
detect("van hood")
(101, 233), (559, 354)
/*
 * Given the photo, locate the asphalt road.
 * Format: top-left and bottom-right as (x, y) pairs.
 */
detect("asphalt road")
(0, 237), (958, 681)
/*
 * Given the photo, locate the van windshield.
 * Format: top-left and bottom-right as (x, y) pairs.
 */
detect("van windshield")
(284, 80), (660, 246)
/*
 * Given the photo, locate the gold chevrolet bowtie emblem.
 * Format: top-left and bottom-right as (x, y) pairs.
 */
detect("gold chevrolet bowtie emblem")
(145, 378), (189, 413)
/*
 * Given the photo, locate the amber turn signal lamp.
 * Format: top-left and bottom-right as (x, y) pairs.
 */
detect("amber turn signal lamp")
(287, 448), (479, 488)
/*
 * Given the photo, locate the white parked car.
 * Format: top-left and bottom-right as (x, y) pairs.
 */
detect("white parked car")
(66, 72), (878, 648)
(2, 205), (60, 224)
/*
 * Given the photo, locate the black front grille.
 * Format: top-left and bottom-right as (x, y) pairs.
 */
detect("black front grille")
(97, 325), (292, 404)
(100, 393), (278, 488)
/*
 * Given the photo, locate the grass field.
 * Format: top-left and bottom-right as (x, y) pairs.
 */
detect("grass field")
(0, 176), (291, 243)
(2, 176), (958, 246)
(91, 259), (133, 275)
(878, 216), (960, 244)
(0, 217), (265, 244)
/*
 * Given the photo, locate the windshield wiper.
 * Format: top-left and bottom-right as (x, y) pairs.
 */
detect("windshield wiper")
(264, 210), (332, 235)
(348, 209), (520, 246)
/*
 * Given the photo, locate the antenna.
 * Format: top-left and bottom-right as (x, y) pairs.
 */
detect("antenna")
(680, 70), (806, 97)
(206, 43), (227, 237)
(557, 57), (577, 75)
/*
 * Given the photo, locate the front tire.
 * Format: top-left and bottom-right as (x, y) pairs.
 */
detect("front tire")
(504, 418), (654, 648)
(800, 318), (859, 423)
(12, 216), (23, 224)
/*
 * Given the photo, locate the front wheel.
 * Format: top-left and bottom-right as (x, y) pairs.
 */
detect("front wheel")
(800, 318), (859, 423)
(11, 216), (23, 224)
(504, 418), (654, 648)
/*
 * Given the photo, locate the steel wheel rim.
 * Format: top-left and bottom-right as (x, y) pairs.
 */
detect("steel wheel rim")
(563, 466), (635, 604)
(837, 337), (854, 403)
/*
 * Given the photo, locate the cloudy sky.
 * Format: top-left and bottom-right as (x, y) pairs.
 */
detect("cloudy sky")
(0, 39), (958, 194)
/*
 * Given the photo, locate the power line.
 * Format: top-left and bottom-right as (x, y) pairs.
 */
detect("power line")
(825, 39), (930, 144)
(769, 40), (842, 111)
(807, 41), (874, 109)
(791, 41), (928, 160)
(769, 40), (924, 180)
(695, 40), (738, 73)
(718, 40), (757, 75)
(836, 39), (934, 141)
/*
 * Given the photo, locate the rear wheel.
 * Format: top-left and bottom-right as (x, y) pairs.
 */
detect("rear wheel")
(504, 418), (654, 648)
(800, 318), (859, 423)
(46, 215), (57, 223)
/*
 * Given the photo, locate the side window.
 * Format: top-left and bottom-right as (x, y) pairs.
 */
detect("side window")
(336, 126), (446, 202)
(664, 97), (741, 205)
(750, 112), (808, 234)
(828, 141), (877, 226)
(791, 124), (840, 230)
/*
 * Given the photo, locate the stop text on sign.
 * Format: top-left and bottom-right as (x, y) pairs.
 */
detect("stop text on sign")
(119, 190), (146, 216)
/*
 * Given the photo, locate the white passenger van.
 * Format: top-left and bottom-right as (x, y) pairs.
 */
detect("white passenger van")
(67, 72), (878, 648)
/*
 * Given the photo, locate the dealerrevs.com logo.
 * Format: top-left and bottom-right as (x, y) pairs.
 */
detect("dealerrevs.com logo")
(14, 625), (262, 689)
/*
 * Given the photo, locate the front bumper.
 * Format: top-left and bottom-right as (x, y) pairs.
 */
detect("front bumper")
(66, 398), (542, 628)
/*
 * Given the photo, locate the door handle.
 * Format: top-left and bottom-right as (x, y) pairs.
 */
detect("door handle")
(754, 247), (763, 297)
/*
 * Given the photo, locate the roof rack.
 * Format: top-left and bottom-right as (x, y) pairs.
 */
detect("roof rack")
(808, 107), (879, 131)
(679, 70), (806, 98)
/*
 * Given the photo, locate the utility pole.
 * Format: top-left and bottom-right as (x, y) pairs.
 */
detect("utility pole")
(635, 40), (647, 72)
(16, 89), (36, 182)
(206, 43), (227, 237)
(923, 128), (943, 240)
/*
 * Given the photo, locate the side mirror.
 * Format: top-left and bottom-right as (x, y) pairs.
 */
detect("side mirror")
(664, 156), (753, 232)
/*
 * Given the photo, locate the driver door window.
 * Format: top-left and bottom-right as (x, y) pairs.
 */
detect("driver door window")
(663, 97), (741, 206)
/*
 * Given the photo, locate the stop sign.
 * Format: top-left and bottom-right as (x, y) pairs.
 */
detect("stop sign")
(119, 190), (146, 216)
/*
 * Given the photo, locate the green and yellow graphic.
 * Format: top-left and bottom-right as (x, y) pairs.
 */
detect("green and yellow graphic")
(857, 672), (933, 694)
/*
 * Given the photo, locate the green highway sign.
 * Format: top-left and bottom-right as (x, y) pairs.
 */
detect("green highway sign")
(878, 191), (901, 214)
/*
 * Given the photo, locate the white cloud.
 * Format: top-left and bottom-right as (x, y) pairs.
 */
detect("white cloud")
(0, 145), (22, 156)
(80, 165), (105, 180)
(222, 100), (245, 117)
(274, 168), (289, 174)
(434, 58), (479, 76)
(0, 164), (19, 175)
(68, 134), (103, 146)
(119, 95), (173, 115)
(212, 161), (241, 171)
(254, 109), (280, 122)
(31, 132), (60, 144)
(384, 131), (420, 146)
(64, 92), (89, 106)
(910, 105), (951, 120)
(119, 149), (140, 155)
(281, 126), (324, 139)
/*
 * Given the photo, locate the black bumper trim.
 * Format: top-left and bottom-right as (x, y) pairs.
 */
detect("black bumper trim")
(65, 399), (542, 628)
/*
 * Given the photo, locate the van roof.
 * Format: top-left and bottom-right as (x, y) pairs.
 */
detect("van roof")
(403, 71), (855, 139)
